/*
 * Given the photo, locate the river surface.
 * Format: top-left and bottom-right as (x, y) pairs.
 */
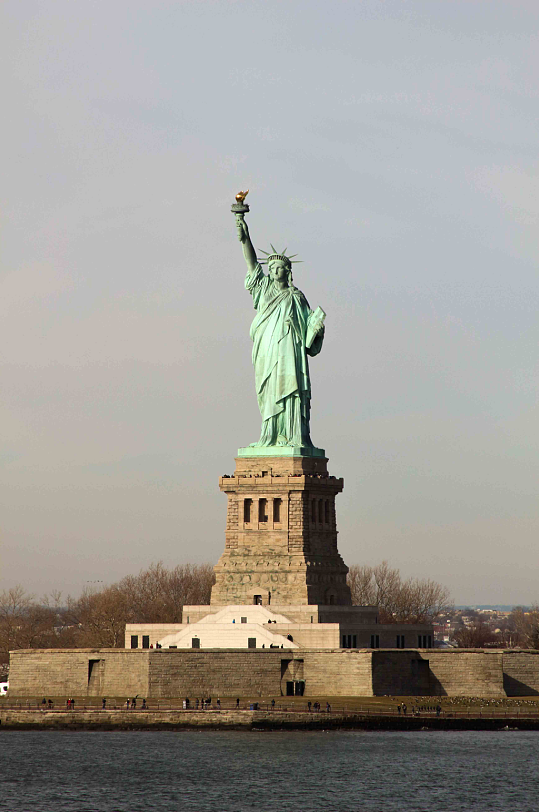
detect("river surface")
(0, 729), (538, 811)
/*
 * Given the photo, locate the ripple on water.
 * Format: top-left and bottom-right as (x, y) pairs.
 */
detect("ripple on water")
(0, 730), (537, 812)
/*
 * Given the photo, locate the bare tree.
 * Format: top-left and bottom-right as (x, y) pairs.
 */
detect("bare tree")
(66, 585), (131, 648)
(66, 562), (215, 648)
(346, 564), (376, 606)
(347, 561), (452, 623)
(1, 564), (215, 655)
(394, 577), (453, 624)
(453, 620), (497, 648)
(509, 605), (539, 649)
(0, 586), (62, 665)
(119, 562), (215, 623)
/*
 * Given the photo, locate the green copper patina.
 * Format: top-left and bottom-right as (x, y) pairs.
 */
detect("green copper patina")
(233, 198), (326, 457)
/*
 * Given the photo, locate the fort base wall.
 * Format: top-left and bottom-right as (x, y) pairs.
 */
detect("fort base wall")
(302, 650), (373, 696)
(426, 651), (505, 697)
(9, 648), (539, 699)
(148, 650), (284, 697)
(502, 651), (539, 696)
(9, 650), (149, 698)
(372, 650), (505, 697)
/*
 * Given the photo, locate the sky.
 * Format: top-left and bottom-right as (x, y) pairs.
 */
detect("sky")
(1, 0), (538, 605)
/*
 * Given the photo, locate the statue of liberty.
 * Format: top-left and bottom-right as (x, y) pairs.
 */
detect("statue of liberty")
(233, 193), (326, 452)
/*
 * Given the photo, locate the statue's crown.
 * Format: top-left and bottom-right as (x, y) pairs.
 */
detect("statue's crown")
(258, 245), (302, 266)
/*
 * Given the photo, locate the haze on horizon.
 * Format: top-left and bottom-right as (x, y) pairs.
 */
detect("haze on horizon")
(1, 1), (538, 606)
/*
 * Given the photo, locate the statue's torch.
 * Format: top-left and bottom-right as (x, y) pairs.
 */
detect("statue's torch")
(231, 190), (250, 240)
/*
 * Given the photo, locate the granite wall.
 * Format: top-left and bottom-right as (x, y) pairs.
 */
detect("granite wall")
(8, 648), (539, 699)
(8, 649), (149, 697)
(502, 651), (539, 696)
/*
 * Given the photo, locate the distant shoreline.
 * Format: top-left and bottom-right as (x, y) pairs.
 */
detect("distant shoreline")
(2, 709), (539, 732)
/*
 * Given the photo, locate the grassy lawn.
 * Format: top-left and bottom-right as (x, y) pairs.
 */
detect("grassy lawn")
(3, 695), (539, 714)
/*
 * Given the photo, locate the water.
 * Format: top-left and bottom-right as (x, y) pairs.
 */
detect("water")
(0, 729), (538, 811)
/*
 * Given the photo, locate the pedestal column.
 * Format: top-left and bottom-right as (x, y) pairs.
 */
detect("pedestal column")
(211, 455), (351, 606)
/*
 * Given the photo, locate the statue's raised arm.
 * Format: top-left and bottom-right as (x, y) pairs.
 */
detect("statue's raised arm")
(231, 190), (257, 272)
(230, 191), (326, 455)
(236, 215), (257, 272)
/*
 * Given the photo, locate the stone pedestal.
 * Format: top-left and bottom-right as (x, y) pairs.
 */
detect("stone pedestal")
(211, 455), (351, 606)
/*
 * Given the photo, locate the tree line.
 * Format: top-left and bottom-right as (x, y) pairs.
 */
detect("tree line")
(0, 563), (214, 673)
(347, 561), (452, 624)
(16, 560), (539, 673)
(451, 606), (539, 649)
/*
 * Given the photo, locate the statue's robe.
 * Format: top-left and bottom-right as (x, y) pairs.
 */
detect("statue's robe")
(246, 263), (324, 447)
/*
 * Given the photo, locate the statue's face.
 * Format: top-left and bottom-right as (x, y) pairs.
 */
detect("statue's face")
(269, 260), (290, 284)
